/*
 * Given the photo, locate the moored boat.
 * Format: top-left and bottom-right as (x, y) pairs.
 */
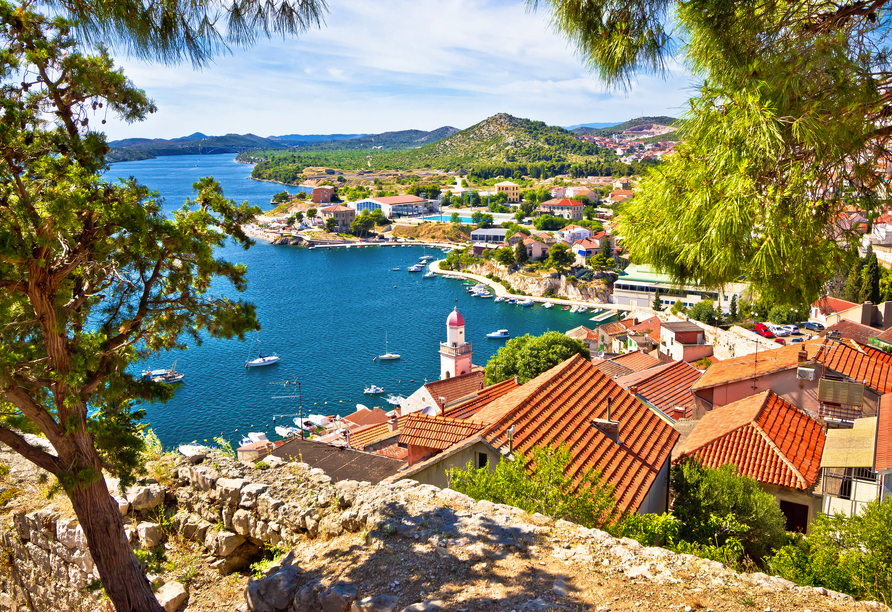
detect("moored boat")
(423, 271), (436, 278)
(364, 384), (385, 394)
(486, 329), (510, 338)
(143, 360), (184, 384)
(519, 298), (534, 307)
(543, 302), (554, 309)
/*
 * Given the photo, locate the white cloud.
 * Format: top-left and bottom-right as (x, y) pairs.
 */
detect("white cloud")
(102, 0), (694, 140)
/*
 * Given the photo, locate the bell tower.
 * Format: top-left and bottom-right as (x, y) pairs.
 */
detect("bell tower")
(440, 307), (473, 380)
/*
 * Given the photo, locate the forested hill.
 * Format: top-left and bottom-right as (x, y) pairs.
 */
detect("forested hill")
(245, 113), (657, 184)
(572, 116), (679, 136)
(106, 133), (288, 163)
(293, 126), (460, 151)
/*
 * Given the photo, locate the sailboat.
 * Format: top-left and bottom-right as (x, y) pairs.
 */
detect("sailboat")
(245, 334), (280, 368)
(377, 332), (401, 360)
(142, 360), (185, 384)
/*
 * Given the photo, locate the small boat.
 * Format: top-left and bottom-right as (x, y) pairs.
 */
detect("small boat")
(494, 296), (504, 303)
(423, 272), (436, 278)
(275, 425), (300, 438)
(245, 334), (280, 368)
(508, 298), (516, 305)
(519, 299), (534, 307)
(543, 302), (554, 309)
(577, 307), (587, 314)
(408, 265), (422, 272)
(562, 305), (571, 311)
(478, 292), (493, 298)
(239, 432), (271, 447)
(143, 360), (185, 384)
(392, 267), (400, 271)
(419, 255), (434, 262)
(364, 384), (385, 394)
(378, 332), (401, 360)
(486, 329), (510, 339)
(386, 394), (405, 406)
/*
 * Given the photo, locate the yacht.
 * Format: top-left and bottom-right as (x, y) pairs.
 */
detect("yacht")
(239, 432), (271, 447)
(274, 425), (300, 438)
(385, 394), (405, 407)
(377, 332), (400, 360)
(423, 271), (436, 278)
(245, 353), (280, 368)
(577, 307), (588, 314)
(494, 296), (504, 303)
(486, 329), (510, 339)
(519, 299), (534, 307)
(142, 360), (184, 384)
(364, 384), (385, 394)
(408, 265), (422, 272)
(507, 298), (516, 305)
(543, 302), (554, 309)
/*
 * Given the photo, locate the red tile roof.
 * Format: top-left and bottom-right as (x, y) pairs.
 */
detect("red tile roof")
(342, 406), (390, 428)
(398, 414), (487, 450)
(820, 320), (882, 345)
(566, 326), (598, 342)
(610, 351), (661, 373)
(850, 340), (892, 364)
(424, 370), (486, 411)
(616, 360), (702, 419)
(443, 378), (520, 420)
(347, 415), (407, 450)
(592, 359), (634, 379)
(877, 394), (892, 472)
(814, 340), (892, 394)
(627, 316), (662, 342)
(374, 444), (409, 460)
(675, 391), (825, 489)
(599, 321), (631, 336)
(812, 296), (858, 315)
(475, 354), (679, 514)
(541, 198), (585, 208)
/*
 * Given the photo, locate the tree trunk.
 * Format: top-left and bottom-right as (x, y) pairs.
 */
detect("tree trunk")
(68, 477), (164, 612)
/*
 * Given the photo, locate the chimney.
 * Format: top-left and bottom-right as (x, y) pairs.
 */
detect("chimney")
(388, 418), (398, 432)
(514, 376), (520, 386)
(592, 396), (620, 444)
(797, 348), (808, 364)
(507, 425), (516, 454)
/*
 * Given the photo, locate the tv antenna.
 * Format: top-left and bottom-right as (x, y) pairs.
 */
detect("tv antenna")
(270, 377), (305, 439)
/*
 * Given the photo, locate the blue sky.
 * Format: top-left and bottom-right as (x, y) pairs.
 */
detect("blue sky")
(103, 0), (695, 140)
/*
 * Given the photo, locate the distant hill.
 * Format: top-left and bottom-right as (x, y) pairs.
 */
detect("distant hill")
(294, 126), (461, 152)
(270, 133), (369, 144)
(106, 133), (291, 163)
(572, 116), (679, 137)
(563, 122), (621, 130)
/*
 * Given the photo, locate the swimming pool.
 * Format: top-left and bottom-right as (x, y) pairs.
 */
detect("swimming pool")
(421, 215), (475, 224)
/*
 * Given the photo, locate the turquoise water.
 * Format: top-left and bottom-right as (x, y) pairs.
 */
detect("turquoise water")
(107, 155), (592, 447)
(422, 215), (475, 223)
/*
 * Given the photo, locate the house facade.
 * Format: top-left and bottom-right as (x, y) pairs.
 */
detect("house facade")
(320, 205), (355, 232)
(470, 228), (508, 244)
(312, 186), (334, 204)
(494, 181), (520, 203)
(660, 322), (713, 362)
(538, 199), (584, 220)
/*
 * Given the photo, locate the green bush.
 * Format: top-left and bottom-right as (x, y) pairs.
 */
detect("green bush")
(447, 444), (617, 528)
(672, 460), (786, 564)
(768, 498), (892, 603)
(768, 305), (800, 325)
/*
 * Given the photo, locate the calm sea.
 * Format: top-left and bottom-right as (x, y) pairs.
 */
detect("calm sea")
(107, 154), (589, 447)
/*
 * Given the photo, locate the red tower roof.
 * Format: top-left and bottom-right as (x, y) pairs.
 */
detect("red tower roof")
(447, 307), (465, 327)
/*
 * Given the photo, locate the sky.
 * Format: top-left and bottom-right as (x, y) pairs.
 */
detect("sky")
(103, 0), (695, 141)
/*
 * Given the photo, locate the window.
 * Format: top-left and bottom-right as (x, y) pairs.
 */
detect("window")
(476, 452), (488, 469)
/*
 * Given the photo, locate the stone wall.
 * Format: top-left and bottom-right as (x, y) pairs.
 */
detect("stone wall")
(1, 453), (889, 612)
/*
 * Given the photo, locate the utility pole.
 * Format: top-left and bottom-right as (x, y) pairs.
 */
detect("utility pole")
(270, 377), (305, 439)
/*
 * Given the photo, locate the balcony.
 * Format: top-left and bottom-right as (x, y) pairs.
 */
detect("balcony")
(440, 342), (472, 357)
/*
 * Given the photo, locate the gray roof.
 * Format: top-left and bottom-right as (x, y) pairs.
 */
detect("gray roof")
(662, 322), (703, 333)
(269, 437), (405, 484)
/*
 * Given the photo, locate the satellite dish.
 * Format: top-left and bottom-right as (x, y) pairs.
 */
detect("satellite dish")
(421, 405), (440, 416)
(597, 351), (605, 358)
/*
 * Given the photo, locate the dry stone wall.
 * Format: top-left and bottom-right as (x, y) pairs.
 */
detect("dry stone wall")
(1, 452), (890, 612)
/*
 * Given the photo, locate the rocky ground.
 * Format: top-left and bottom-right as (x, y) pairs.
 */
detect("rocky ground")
(1, 447), (888, 612)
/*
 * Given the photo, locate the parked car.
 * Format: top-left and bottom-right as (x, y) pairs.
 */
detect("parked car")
(754, 323), (774, 338)
(769, 325), (791, 337)
(774, 338), (786, 345)
(781, 324), (800, 334)
(791, 337), (805, 344)
(803, 321), (825, 332)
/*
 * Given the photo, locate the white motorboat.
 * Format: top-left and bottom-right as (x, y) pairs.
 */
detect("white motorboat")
(386, 394), (405, 406)
(377, 332), (401, 360)
(239, 432), (271, 447)
(275, 425), (300, 438)
(569, 305), (579, 313)
(408, 265), (422, 272)
(577, 307), (587, 313)
(419, 255), (434, 262)
(494, 297), (504, 303)
(478, 292), (493, 298)
(543, 302), (554, 309)
(245, 334), (280, 368)
(143, 360), (185, 384)
(486, 329), (510, 339)
(519, 299), (535, 307)
(423, 272), (436, 278)
(364, 384), (385, 394)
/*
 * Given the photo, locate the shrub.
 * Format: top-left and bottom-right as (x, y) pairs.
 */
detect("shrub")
(447, 444), (617, 528)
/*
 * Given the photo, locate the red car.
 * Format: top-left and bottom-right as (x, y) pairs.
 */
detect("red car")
(754, 323), (774, 339)
(774, 338), (786, 345)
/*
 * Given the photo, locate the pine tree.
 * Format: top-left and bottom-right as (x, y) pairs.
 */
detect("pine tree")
(515, 240), (529, 265)
(729, 295), (738, 320)
(652, 290), (663, 311)
(861, 250), (881, 305)
(844, 258), (866, 303)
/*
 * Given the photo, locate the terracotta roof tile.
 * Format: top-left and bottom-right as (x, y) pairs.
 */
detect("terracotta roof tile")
(424, 371), (486, 410)
(814, 341), (892, 394)
(398, 415), (487, 450)
(675, 391), (825, 489)
(343, 406), (390, 428)
(820, 320), (882, 345)
(566, 326), (598, 342)
(443, 378), (520, 420)
(477, 355), (680, 514)
(599, 321), (630, 336)
(627, 316), (662, 342)
(877, 394), (892, 472)
(848, 340), (892, 365)
(616, 361), (702, 419)
(374, 444), (409, 460)
(593, 359), (634, 379)
(611, 351), (661, 373)
(347, 415), (407, 450)
(812, 296), (858, 314)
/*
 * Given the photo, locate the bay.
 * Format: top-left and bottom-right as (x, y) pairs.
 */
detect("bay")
(107, 154), (590, 447)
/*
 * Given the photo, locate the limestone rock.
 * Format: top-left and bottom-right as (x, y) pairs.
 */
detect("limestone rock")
(351, 594), (399, 612)
(320, 582), (358, 612)
(240, 483), (270, 509)
(216, 478), (247, 505)
(245, 564), (301, 612)
(127, 484), (164, 511)
(137, 522), (163, 548)
(401, 600), (444, 612)
(156, 581), (188, 612)
(205, 529), (246, 557)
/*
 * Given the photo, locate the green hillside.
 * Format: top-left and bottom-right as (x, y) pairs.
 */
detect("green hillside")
(573, 116), (679, 137)
(106, 133), (287, 163)
(295, 126), (460, 152)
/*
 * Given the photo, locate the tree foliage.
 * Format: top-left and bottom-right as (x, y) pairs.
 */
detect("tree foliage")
(0, 5), (261, 609)
(688, 299), (721, 326)
(447, 444), (617, 528)
(484, 332), (590, 385)
(536, 0), (892, 306)
(768, 498), (892, 603)
(671, 460), (787, 564)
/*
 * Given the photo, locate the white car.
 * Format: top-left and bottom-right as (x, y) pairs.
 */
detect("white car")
(781, 324), (800, 334)
(769, 325), (790, 337)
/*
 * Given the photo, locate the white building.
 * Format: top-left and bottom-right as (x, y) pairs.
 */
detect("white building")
(350, 195), (426, 218)
(440, 308), (473, 380)
(613, 264), (746, 313)
(470, 228), (508, 243)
